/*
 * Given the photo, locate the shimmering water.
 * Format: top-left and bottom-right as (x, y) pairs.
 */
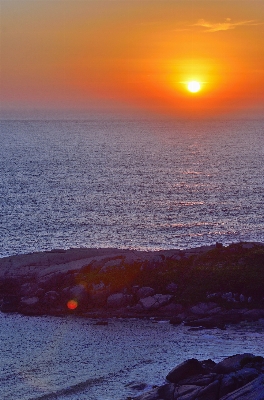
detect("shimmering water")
(0, 118), (263, 257)
(0, 313), (264, 400)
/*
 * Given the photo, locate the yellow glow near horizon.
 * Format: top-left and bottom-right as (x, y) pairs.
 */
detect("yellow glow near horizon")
(187, 81), (201, 93)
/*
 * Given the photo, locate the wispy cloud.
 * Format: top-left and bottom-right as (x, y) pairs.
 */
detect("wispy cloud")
(193, 18), (261, 32)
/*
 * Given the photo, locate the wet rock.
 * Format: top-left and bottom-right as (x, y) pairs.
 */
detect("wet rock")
(219, 367), (259, 397)
(196, 379), (220, 399)
(220, 375), (264, 399)
(214, 354), (254, 374)
(166, 358), (205, 383)
(136, 354), (264, 400)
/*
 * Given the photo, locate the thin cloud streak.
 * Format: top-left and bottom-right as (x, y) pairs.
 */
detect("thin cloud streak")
(193, 18), (261, 32)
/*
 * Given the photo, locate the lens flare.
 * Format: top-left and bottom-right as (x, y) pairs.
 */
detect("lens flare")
(67, 299), (78, 310)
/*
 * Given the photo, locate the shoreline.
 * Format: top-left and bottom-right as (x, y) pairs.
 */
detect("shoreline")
(0, 241), (264, 327)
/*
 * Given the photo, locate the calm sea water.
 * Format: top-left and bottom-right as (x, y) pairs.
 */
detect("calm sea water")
(0, 118), (264, 399)
(0, 118), (263, 257)
(0, 313), (264, 400)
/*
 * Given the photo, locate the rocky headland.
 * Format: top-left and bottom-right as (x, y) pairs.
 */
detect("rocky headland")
(133, 353), (264, 400)
(0, 242), (264, 328)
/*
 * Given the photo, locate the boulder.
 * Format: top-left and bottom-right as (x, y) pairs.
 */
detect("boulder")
(20, 296), (39, 307)
(219, 367), (259, 398)
(139, 294), (172, 311)
(107, 293), (133, 308)
(214, 354), (254, 374)
(137, 287), (155, 299)
(220, 375), (264, 399)
(19, 296), (42, 315)
(166, 358), (204, 383)
(173, 384), (201, 399)
(196, 379), (220, 399)
(136, 354), (264, 400)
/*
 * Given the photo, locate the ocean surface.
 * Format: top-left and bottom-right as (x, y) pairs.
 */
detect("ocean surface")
(0, 118), (263, 257)
(0, 118), (264, 400)
(1, 313), (264, 400)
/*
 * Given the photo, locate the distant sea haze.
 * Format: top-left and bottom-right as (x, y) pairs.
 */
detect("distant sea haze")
(0, 118), (263, 257)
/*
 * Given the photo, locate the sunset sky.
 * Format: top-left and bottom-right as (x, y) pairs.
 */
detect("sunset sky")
(1, 0), (264, 118)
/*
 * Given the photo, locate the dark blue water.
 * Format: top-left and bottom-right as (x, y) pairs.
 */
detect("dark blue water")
(0, 313), (264, 400)
(0, 118), (263, 257)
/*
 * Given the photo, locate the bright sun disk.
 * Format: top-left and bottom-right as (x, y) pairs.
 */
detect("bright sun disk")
(187, 81), (201, 93)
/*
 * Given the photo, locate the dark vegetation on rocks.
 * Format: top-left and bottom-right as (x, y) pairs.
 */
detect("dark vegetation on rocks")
(0, 242), (264, 328)
(132, 353), (264, 400)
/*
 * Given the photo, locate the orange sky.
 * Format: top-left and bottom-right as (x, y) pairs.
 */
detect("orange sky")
(1, 0), (264, 118)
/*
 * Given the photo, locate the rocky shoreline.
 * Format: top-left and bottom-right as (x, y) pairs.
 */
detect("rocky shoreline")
(132, 353), (264, 400)
(0, 242), (264, 329)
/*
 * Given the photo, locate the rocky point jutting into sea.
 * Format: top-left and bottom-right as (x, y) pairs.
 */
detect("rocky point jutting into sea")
(1, 242), (264, 399)
(0, 242), (264, 327)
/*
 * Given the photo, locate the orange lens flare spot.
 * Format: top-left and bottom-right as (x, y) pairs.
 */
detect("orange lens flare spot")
(67, 299), (78, 310)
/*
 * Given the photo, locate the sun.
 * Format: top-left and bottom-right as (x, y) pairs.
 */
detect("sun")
(187, 81), (201, 93)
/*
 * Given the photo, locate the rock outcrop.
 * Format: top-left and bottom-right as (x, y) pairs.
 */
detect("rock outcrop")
(133, 354), (264, 400)
(0, 242), (263, 322)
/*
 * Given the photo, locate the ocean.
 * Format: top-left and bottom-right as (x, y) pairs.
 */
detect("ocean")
(0, 117), (264, 399)
(1, 313), (264, 400)
(0, 118), (263, 257)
